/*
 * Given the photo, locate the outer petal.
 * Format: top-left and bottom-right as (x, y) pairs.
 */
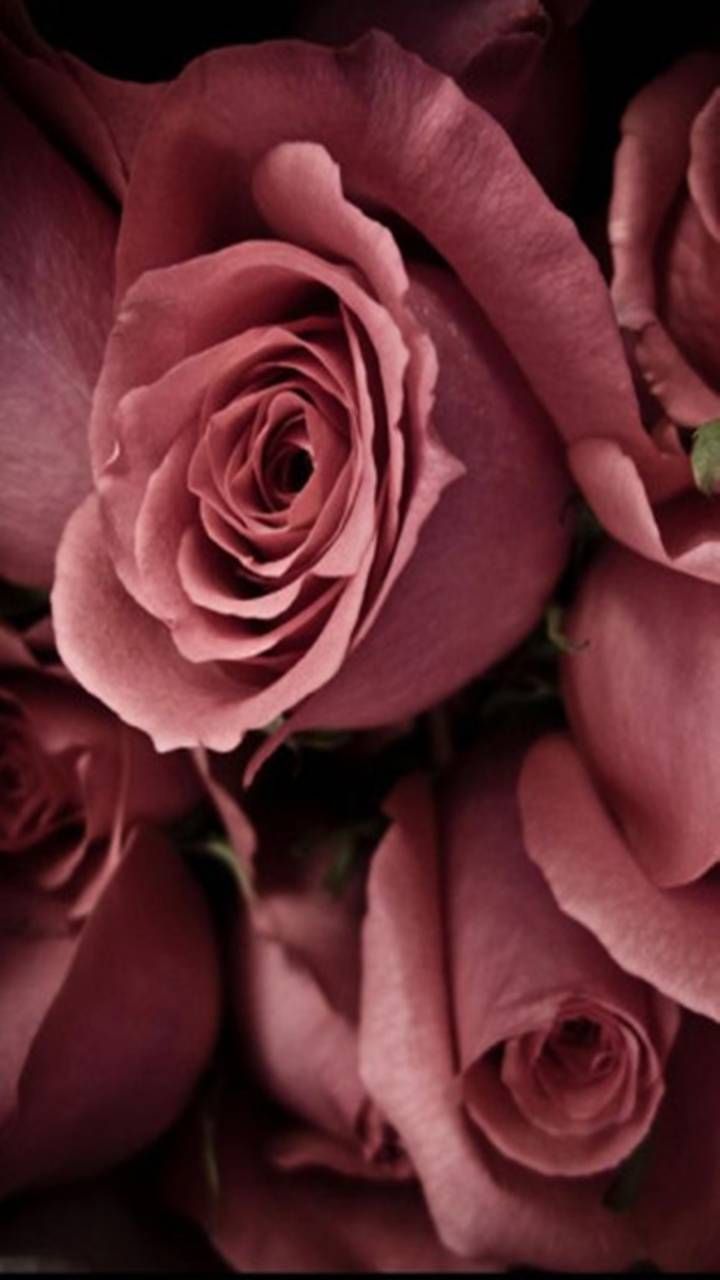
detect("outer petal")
(0, 825), (219, 1195)
(52, 496), (255, 752)
(0, 85), (115, 587)
(562, 544), (720, 886)
(519, 734), (720, 1021)
(0, 0), (165, 202)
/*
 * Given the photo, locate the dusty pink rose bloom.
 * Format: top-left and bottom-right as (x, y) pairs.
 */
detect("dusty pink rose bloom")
(520, 544), (720, 1022)
(39, 32), (637, 754)
(610, 54), (720, 429)
(294, 0), (589, 200)
(0, 622), (219, 1197)
(167, 740), (689, 1271)
(552, 53), (720, 587)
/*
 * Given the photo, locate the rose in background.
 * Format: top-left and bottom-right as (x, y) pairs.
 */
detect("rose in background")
(34, 19), (645, 756)
(610, 54), (720, 430)
(0, 0), (163, 588)
(0, 620), (219, 1198)
(547, 53), (720, 587)
(293, 0), (589, 201)
(161, 737), (720, 1271)
(520, 544), (720, 1027)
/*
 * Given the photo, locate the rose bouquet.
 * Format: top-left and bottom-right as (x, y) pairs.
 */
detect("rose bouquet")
(1, 0), (720, 1271)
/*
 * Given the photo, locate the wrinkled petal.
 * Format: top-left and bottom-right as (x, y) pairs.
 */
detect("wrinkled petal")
(519, 734), (720, 1021)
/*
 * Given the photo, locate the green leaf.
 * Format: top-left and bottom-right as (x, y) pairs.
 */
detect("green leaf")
(193, 835), (253, 901)
(691, 418), (720, 496)
(544, 603), (588, 655)
(603, 1136), (654, 1212)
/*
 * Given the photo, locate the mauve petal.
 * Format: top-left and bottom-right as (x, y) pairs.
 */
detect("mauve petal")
(0, 825), (219, 1196)
(562, 544), (720, 886)
(688, 88), (720, 242)
(519, 734), (720, 1021)
(0, 84), (115, 587)
(115, 33), (643, 454)
(236, 923), (364, 1143)
(567, 438), (720, 586)
(165, 1092), (482, 1273)
(358, 775), (637, 1267)
(0, 2), (164, 202)
(609, 53), (720, 423)
(664, 146), (720, 391)
(631, 1014), (720, 1271)
(444, 741), (677, 1178)
(0, 935), (75, 1128)
(52, 496), (257, 753)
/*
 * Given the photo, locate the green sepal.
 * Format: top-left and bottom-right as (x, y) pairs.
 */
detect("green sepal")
(691, 418), (720, 496)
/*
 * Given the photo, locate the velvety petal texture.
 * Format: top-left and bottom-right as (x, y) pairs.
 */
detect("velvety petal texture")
(560, 543), (720, 887)
(293, 0), (587, 200)
(51, 33), (636, 750)
(0, 826), (219, 1196)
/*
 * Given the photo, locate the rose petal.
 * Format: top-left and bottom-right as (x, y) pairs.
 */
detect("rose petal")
(0, 84), (115, 587)
(519, 734), (720, 1020)
(0, 825), (219, 1195)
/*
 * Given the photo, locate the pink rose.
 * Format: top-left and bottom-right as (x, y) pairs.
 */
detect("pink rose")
(519, 544), (720, 1019)
(40, 32), (637, 753)
(166, 740), (698, 1271)
(551, 54), (720, 588)
(0, 622), (219, 1196)
(610, 54), (720, 429)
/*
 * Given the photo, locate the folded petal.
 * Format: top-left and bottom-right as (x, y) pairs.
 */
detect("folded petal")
(519, 734), (720, 1020)
(0, 825), (219, 1195)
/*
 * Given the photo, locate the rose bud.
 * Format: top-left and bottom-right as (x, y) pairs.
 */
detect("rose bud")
(293, 0), (589, 201)
(43, 30), (640, 754)
(519, 544), (720, 1023)
(167, 739), (687, 1271)
(0, 623), (219, 1196)
(0, 0), (162, 588)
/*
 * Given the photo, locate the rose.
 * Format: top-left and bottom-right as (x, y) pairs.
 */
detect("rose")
(0, 622), (199, 923)
(0, 0), (162, 588)
(610, 54), (720, 430)
(293, 0), (589, 200)
(164, 738), (713, 1271)
(519, 544), (720, 1022)
(0, 622), (219, 1197)
(546, 54), (720, 590)
(40, 30), (639, 754)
